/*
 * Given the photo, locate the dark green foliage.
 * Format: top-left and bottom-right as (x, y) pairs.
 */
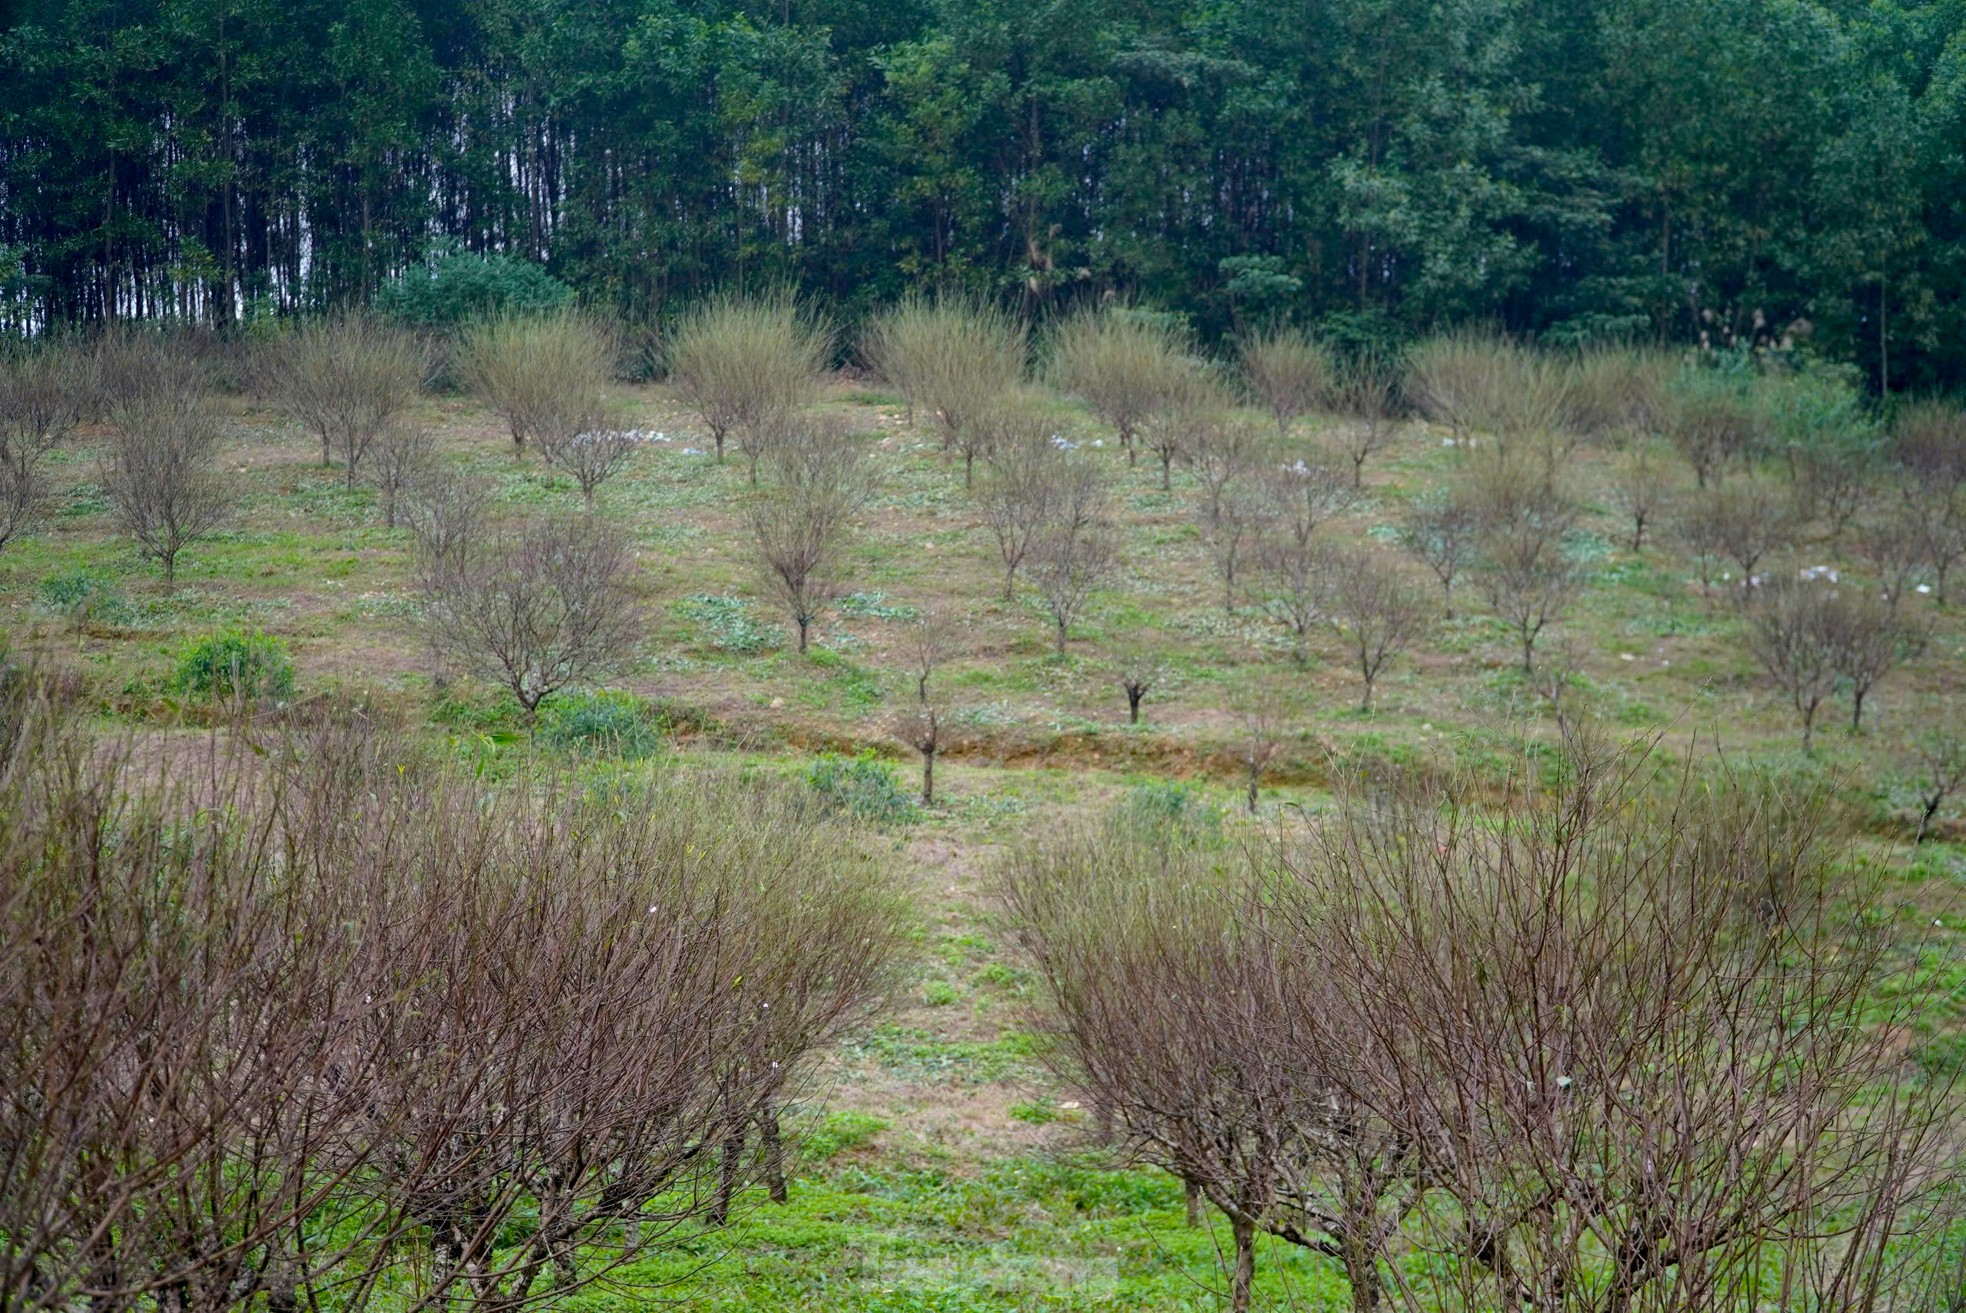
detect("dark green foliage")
(805, 750), (920, 826)
(2, 1), (1965, 388)
(375, 243), (574, 329)
(171, 629), (295, 702)
(538, 689), (660, 760)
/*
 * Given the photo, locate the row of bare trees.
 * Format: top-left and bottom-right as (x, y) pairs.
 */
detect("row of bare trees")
(0, 673), (908, 1312)
(1007, 734), (1964, 1311)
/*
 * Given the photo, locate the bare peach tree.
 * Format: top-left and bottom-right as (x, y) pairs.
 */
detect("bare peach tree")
(1284, 741), (1962, 1313)
(1665, 375), (1762, 486)
(1404, 328), (1508, 444)
(99, 389), (232, 584)
(1231, 681), (1294, 813)
(458, 310), (613, 462)
(1185, 414), (1262, 527)
(1400, 489), (1479, 618)
(1676, 475), (1793, 594)
(1238, 324), (1333, 437)
(977, 422), (1061, 600)
(1744, 576), (1843, 750)
(1027, 460), (1117, 654)
(0, 345), (86, 552)
(965, 387), (1055, 494)
(1853, 512), (1929, 609)
(1609, 440), (1676, 552)
(1329, 351), (1401, 488)
(1909, 727), (1966, 845)
(750, 417), (872, 653)
(417, 506), (642, 725)
(1823, 585), (1923, 732)
(1, 680), (910, 1311)
(1204, 478), (1274, 615)
(863, 294), (1026, 481)
(894, 610), (952, 802)
(1004, 827), (1379, 1313)
(666, 291), (829, 476)
(1109, 641), (1170, 725)
(1256, 447), (1354, 642)
(1139, 358), (1225, 492)
(265, 312), (424, 482)
(1323, 547), (1429, 711)
(1048, 307), (1185, 466)
(370, 420), (436, 528)
(1009, 735), (1963, 1313)
(539, 413), (636, 508)
(1463, 457), (1584, 671)
(1891, 402), (1966, 599)
(1559, 344), (1674, 440)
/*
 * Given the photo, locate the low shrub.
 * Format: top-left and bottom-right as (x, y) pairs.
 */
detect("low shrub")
(538, 690), (660, 759)
(171, 629), (295, 702)
(37, 568), (132, 631)
(805, 750), (919, 826)
(1111, 779), (1221, 846)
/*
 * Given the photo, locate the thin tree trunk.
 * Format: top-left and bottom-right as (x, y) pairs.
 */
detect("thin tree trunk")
(710, 1123), (745, 1225)
(1246, 763), (1260, 813)
(921, 747), (934, 804)
(1345, 1240), (1382, 1313)
(761, 1109), (787, 1204)
(1126, 686), (1142, 723)
(1054, 618), (1067, 655)
(1915, 795), (1941, 846)
(1231, 1213), (1256, 1312)
(1185, 1178), (1202, 1228)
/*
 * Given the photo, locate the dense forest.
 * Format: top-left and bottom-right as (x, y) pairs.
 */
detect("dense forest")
(2, 0), (1965, 389)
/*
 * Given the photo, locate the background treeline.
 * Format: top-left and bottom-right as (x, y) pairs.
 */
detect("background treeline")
(3, 0), (1966, 390)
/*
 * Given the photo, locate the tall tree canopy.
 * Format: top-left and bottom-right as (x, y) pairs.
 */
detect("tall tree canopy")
(3, 0), (1964, 389)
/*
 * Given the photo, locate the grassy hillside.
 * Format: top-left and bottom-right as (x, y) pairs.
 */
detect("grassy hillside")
(3, 378), (1962, 1310)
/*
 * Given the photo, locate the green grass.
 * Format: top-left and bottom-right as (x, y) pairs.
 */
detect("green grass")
(601, 1159), (1347, 1312)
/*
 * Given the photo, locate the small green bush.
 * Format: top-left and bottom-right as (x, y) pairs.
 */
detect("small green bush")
(1008, 1100), (1061, 1125)
(36, 568), (132, 630)
(799, 1111), (888, 1162)
(680, 594), (781, 654)
(375, 241), (573, 329)
(538, 690), (660, 759)
(922, 980), (960, 1007)
(171, 630), (295, 702)
(1111, 779), (1221, 846)
(805, 750), (919, 826)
